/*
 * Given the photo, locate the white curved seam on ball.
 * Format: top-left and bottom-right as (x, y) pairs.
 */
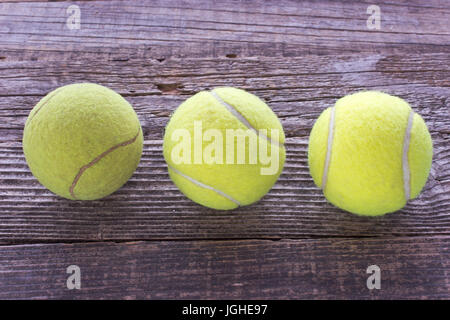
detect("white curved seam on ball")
(321, 107), (336, 191)
(28, 88), (63, 123)
(402, 110), (414, 201)
(168, 165), (241, 206)
(209, 90), (282, 148)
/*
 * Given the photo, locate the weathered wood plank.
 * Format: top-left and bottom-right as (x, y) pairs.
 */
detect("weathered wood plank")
(0, 237), (448, 299)
(0, 53), (449, 141)
(0, 52), (448, 242)
(0, 136), (448, 242)
(0, 0), (449, 61)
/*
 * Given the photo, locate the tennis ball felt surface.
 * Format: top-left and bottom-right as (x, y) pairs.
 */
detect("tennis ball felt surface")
(163, 87), (285, 210)
(23, 83), (143, 200)
(308, 91), (433, 216)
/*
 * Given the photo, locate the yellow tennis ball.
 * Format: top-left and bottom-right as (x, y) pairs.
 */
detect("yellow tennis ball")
(308, 91), (433, 216)
(23, 83), (143, 200)
(163, 87), (285, 210)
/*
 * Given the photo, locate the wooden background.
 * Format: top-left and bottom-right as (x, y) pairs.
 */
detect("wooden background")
(0, 0), (449, 299)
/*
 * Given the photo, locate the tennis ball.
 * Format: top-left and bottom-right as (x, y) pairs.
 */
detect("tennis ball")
(23, 83), (143, 200)
(308, 91), (432, 216)
(163, 87), (285, 210)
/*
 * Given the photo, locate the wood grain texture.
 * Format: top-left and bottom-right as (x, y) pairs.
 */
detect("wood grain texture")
(0, 53), (448, 243)
(0, 0), (449, 299)
(0, 237), (448, 299)
(0, 0), (449, 61)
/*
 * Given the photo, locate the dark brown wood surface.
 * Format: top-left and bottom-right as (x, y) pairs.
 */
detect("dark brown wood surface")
(1, 237), (448, 299)
(0, 0), (449, 299)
